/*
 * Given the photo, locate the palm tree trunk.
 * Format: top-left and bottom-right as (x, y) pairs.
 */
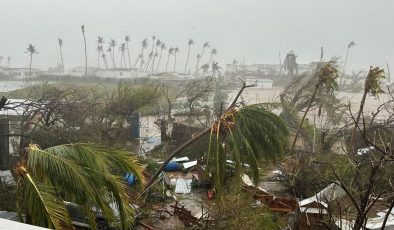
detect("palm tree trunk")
(29, 55), (33, 74)
(143, 82), (250, 192)
(157, 49), (164, 71)
(165, 53), (170, 72)
(126, 42), (131, 69)
(97, 52), (100, 68)
(195, 58), (201, 74)
(173, 54), (177, 72)
(82, 30), (88, 78)
(208, 54), (213, 65)
(111, 50), (116, 68)
(184, 45), (191, 74)
(59, 46), (64, 71)
(350, 89), (368, 148)
(289, 84), (320, 154)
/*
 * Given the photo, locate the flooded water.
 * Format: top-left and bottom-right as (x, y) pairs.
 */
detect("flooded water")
(0, 81), (29, 92)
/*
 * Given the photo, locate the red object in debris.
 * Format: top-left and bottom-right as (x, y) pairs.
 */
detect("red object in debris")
(207, 190), (215, 199)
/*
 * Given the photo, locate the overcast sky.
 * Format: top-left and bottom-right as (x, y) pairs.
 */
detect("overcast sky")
(0, 0), (393, 73)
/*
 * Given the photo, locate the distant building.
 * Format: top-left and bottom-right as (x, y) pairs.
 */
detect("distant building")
(0, 67), (42, 79)
(93, 68), (149, 79)
(67, 66), (102, 77)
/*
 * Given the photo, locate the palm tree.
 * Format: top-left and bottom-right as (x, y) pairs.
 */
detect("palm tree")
(125, 35), (132, 69)
(96, 45), (103, 68)
(150, 39), (161, 71)
(211, 61), (222, 77)
(109, 39), (117, 68)
(201, 63), (210, 74)
(173, 47), (179, 72)
(156, 43), (166, 71)
(194, 54), (201, 74)
(351, 66), (385, 146)
(195, 42), (209, 73)
(25, 44), (38, 73)
(106, 46), (112, 68)
(96, 36), (105, 68)
(119, 43), (126, 68)
(341, 41), (356, 83)
(81, 25), (87, 77)
(133, 39), (148, 70)
(165, 47), (174, 72)
(58, 38), (64, 71)
(101, 53), (108, 69)
(7, 56), (11, 67)
(15, 143), (145, 229)
(184, 39), (195, 74)
(145, 83), (288, 195)
(144, 36), (155, 71)
(208, 48), (217, 65)
(144, 51), (154, 71)
(289, 63), (339, 154)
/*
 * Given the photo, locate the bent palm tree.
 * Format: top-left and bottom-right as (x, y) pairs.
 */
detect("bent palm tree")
(184, 39), (195, 74)
(125, 35), (132, 69)
(208, 48), (217, 65)
(109, 39), (117, 68)
(145, 82), (288, 195)
(81, 25), (87, 77)
(351, 66), (385, 145)
(96, 36), (105, 68)
(25, 44), (38, 74)
(133, 39), (148, 69)
(340, 41), (356, 84)
(156, 43), (166, 71)
(173, 47), (179, 72)
(165, 47), (174, 72)
(58, 38), (64, 71)
(195, 42), (209, 73)
(150, 39), (161, 71)
(289, 63), (339, 154)
(119, 43), (126, 68)
(15, 143), (144, 230)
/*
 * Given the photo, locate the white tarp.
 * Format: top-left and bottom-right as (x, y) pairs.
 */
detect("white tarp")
(175, 179), (192, 194)
(183, 161), (197, 169)
(172, 157), (190, 162)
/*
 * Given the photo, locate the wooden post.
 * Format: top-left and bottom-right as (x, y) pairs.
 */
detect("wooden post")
(0, 118), (9, 170)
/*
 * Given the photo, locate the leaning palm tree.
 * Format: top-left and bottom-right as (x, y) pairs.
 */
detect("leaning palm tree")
(184, 39), (195, 74)
(144, 36), (156, 70)
(165, 47), (174, 72)
(81, 25), (88, 77)
(194, 54), (201, 74)
(15, 143), (145, 229)
(125, 35), (132, 69)
(96, 36), (105, 68)
(144, 82), (288, 195)
(289, 63), (339, 154)
(150, 39), (161, 71)
(156, 43), (166, 71)
(208, 48), (217, 65)
(173, 47), (179, 72)
(119, 43), (126, 68)
(195, 42), (209, 73)
(133, 38), (148, 69)
(101, 53), (108, 70)
(25, 44), (38, 74)
(340, 41), (356, 83)
(109, 39), (117, 68)
(57, 38), (64, 71)
(351, 66), (385, 145)
(211, 61), (222, 77)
